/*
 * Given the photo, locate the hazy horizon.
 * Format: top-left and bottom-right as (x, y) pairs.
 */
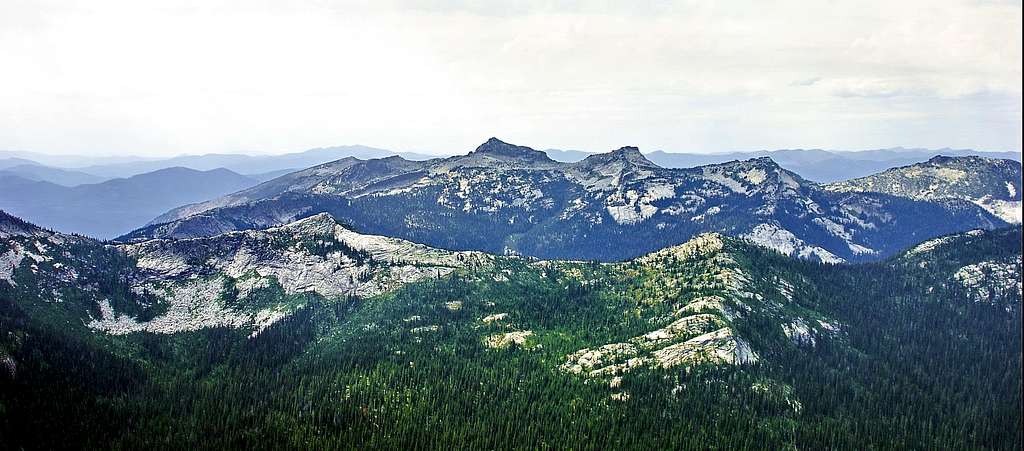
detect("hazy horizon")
(3, 140), (1022, 164)
(2, 0), (1020, 158)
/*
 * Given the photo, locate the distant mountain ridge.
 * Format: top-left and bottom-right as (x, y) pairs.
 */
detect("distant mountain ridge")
(125, 138), (1006, 263)
(0, 163), (107, 186)
(5, 145), (1018, 183)
(617, 147), (1019, 182)
(0, 167), (261, 239)
(83, 146), (408, 177)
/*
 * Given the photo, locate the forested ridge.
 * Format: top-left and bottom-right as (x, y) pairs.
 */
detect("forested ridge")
(1, 224), (1020, 450)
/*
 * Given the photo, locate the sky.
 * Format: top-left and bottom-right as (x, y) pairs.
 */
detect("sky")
(1, 0), (1021, 157)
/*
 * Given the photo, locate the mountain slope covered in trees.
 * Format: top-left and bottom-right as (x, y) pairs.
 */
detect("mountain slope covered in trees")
(2, 210), (1020, 449)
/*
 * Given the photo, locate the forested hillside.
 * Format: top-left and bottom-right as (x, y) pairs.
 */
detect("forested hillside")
(1, 209), (1020, 449)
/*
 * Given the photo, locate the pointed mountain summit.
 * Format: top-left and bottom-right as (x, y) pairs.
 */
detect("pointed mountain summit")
(433, 137), (558, 170)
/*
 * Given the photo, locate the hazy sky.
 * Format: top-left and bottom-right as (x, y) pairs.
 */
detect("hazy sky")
(1, 0), (1021, 157)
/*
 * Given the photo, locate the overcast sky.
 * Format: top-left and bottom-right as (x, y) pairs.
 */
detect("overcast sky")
(1, 0), (1021, 157)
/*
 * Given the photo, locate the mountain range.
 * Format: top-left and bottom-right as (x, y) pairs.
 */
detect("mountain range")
(644, 147), (1021, 182)
(1, 208), (1019, 448)
(0, 145), (439, 182)
(0, 162), (107, 187)
(70, 145), (439, 179)
(125, 138), (1011, 264)
(4, 144), (1018, 186)
(537, 146), (1021, 182)
(0, 167), (261, 238)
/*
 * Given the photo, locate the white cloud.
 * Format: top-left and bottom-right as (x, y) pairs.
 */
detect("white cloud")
(0, 0), (1020, 156)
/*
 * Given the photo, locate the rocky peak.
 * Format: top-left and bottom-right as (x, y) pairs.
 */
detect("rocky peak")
(280, 212), (339, 234)
(638, 233), (727, 263)
(697, 157), (808, 196)
(573, 146), (660, 172)
(703, 157), (788, 177)
(924, 155), (1006, 167)
(747, 156), (783, 168)
(926, 155), (958, 165)
(610, 146), (659, 167)
(313, 156), (362, 170)
(471, 137), (553, 161)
